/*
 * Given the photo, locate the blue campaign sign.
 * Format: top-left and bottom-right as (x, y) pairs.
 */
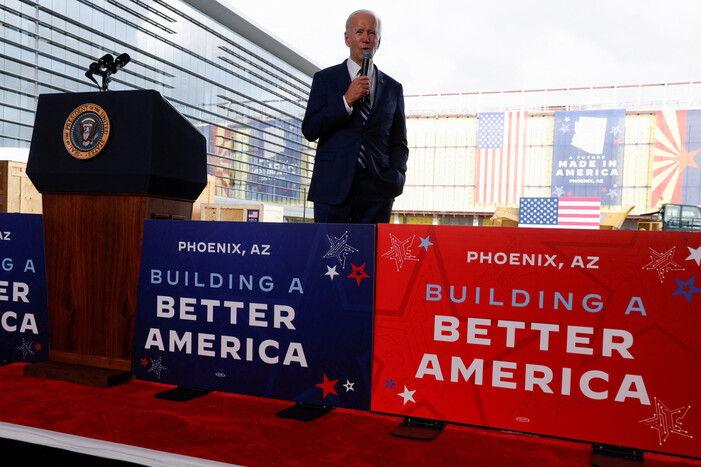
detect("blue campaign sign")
(0, 213), (49, 363)
(132, 220), (375, 410)
(551, 109), (626, 204)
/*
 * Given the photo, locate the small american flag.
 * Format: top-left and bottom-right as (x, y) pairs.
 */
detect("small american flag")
(476, 111), (528, 204)
(519, 197), (601, 229)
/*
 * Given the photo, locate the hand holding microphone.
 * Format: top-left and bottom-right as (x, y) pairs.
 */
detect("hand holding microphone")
(345, 50), (373, 106)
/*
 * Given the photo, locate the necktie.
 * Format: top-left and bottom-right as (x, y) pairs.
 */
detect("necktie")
(357, 93), (371, 169)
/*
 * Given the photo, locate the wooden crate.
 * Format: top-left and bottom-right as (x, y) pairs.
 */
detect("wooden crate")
(0, 160), (42, 213)
(200, 203), (284, 222)
(191, 175), (216, 220)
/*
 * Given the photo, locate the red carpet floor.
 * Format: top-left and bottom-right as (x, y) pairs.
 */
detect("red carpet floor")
(0, 363), (698, 466)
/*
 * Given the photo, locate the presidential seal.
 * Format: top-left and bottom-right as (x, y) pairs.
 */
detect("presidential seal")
(63, 103), (110, 159)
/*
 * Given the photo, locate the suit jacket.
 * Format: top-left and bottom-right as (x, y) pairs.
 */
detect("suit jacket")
(302, 61), (408, 206)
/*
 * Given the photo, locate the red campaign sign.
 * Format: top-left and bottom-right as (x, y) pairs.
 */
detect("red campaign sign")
(372, 225), (701, 458)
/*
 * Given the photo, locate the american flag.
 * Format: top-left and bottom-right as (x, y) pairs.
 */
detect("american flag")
(476, 111), (528, 204)
(519, 197), (601, 229)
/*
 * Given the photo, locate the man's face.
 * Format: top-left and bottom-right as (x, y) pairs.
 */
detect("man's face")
(345, 12), (380, 66)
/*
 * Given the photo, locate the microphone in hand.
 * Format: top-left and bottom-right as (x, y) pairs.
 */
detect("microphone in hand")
(359, 50), (372, 104)
(360, 49), (372, 76)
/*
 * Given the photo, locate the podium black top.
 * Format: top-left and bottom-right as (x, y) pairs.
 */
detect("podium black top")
(27, 90), (207, 201)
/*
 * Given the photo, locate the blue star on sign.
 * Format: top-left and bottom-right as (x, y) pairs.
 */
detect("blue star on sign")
(419, 235), (433, 250)
(672, 276), (701, 303)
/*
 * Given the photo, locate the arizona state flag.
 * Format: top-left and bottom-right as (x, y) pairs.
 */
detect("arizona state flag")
(652, 110), (701, 206)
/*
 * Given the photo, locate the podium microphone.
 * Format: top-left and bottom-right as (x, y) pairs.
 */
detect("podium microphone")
(85, 61), (100, 88)
(98, 53), (114, 68)
(110, 53), (131, 74)
(84, 52), (131, 91)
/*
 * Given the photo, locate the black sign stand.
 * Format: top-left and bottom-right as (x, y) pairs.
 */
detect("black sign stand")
(276, 402), (335, 422)
(591, 443), (644, 466)
(391, 417), (446, 441)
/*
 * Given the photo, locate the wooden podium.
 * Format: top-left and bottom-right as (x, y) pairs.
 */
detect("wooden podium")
(24, 90), (206, 386)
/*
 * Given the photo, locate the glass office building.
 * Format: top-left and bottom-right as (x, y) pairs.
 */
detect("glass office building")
(0, 0), (318, 219)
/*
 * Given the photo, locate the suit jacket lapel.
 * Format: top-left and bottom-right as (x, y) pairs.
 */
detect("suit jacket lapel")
(367, 66), (385, 123)
(336, 62), (351, 97)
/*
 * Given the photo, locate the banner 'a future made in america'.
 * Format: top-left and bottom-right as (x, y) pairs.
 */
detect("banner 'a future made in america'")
(133, 221), (375, 410)
(0, 213), (49, 363)
(372, 224), (701, 458)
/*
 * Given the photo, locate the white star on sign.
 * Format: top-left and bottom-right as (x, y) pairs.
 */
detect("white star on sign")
(17, 339), (34, 359)
(398, 385), (416, 405)
(381, 234), (418, 271)
(552, 186), (565, 197)
(610, 123), (624, 137)
(643, 247), (684, 282)
(323, 231), (358, 269)
(325, 265), (339, 280)
(686, 245), (701, 266)
(148, 357), (167, 379)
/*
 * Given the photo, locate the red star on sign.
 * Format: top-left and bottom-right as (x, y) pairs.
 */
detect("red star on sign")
(34, 343), (42, 351)
(316, 373), (338, 398)
(141, 358), (149, 367)
(348, 263), (370, 285)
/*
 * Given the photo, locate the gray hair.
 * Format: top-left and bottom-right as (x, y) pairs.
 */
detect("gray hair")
(345, 9), (382, 38)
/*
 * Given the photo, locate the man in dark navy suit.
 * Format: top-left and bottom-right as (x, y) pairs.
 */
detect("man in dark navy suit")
(302, 9), (408, 224)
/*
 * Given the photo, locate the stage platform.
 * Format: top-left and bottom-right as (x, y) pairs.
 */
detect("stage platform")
(0, 363), (698, 466)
